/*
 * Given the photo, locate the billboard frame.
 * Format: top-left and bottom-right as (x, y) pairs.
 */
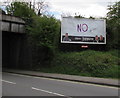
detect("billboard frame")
(61, 17), (106, 44)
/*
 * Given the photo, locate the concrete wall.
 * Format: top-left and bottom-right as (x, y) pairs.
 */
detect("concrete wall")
(2, 14), (32, 69)
(2, 32), (32, 68)
(2, 14), (25, 33)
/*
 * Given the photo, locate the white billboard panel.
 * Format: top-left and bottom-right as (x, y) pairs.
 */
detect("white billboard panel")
(61, 17), (106, 44)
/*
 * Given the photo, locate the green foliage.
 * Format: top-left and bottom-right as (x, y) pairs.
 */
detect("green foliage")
(26, 15), (60, 67)
(106, 1), (120, 49)
(5, 1), (120, 79)
(6, 2), (61, 68)
(6, 2), (36, 19)
(107, 2), (120, 20)
(36, 50), (120, 79)
(27, 15), (60, 48)
(0, 8), (6, 14)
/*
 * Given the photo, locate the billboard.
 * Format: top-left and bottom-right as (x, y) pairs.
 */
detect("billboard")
(61, 17), (106, 44)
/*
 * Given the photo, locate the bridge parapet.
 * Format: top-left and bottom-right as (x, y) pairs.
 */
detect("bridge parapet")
(1, 14), (25, 33)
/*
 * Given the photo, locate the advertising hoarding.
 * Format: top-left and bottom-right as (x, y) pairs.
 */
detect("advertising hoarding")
(61, 17), (106, 44)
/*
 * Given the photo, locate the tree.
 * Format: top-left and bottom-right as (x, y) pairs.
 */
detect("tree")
(0, 8), (6, 14)
(89, 16), (95, 19)
(26, 15), (60, 67)
(28, 0), (49, 16)
(36, 1), (48, 16)
(27, 15), (60, 48)
(74, 15), (84, 18)
(107, 2), (120, 20)
(106, 1), (120, 49)
(6, 2), (36, 19)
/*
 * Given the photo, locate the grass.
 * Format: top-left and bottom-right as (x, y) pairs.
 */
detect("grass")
(34, 49), (120, 79)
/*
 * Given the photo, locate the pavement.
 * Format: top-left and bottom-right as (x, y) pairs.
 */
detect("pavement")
(2, 68), (119, 87)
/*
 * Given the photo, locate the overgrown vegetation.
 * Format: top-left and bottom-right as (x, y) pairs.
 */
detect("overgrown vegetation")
(35, 50), (120, 79)
(5, 2), (60, 67)
(6, 2), (36, 19)
(26, 15), (60, 67)
(4, 1), (120, 78)
(106, 1), (120, 49)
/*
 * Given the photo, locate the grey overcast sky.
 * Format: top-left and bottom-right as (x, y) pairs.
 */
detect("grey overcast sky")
(0, 0), (118, 19)
(47, 0), (118, 19)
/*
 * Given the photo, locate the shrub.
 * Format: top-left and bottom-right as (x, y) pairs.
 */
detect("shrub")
(26, 15), (60, 68)
(48, 50), (120, 78)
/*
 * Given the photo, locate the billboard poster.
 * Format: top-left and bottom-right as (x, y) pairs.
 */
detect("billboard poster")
(61, 17), (106, 44)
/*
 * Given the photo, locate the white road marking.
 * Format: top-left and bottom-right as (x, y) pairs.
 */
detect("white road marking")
(31, 87), (65, 96)
(4, 72), (119, 89)
(1, 80), (16, 84)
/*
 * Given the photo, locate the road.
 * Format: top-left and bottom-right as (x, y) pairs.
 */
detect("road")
(2, 72), (119, 97)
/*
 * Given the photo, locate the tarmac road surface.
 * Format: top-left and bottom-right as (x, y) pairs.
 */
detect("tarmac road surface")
(2, 72), (119, 97)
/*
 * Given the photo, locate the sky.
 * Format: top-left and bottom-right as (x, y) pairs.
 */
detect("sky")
(46, 0), (118, 19)
(0, 0), (118, 19)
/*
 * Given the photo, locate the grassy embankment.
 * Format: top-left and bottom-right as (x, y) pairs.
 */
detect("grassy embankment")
(35, 50), (120, 79)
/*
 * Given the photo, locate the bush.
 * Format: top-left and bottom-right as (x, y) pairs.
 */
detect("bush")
(37, 50), (120, 79)
(106, 1), (120, 50)
(26, 15), (60, 68)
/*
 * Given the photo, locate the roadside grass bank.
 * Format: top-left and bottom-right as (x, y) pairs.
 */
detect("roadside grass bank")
(35, 50), (120, 79)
